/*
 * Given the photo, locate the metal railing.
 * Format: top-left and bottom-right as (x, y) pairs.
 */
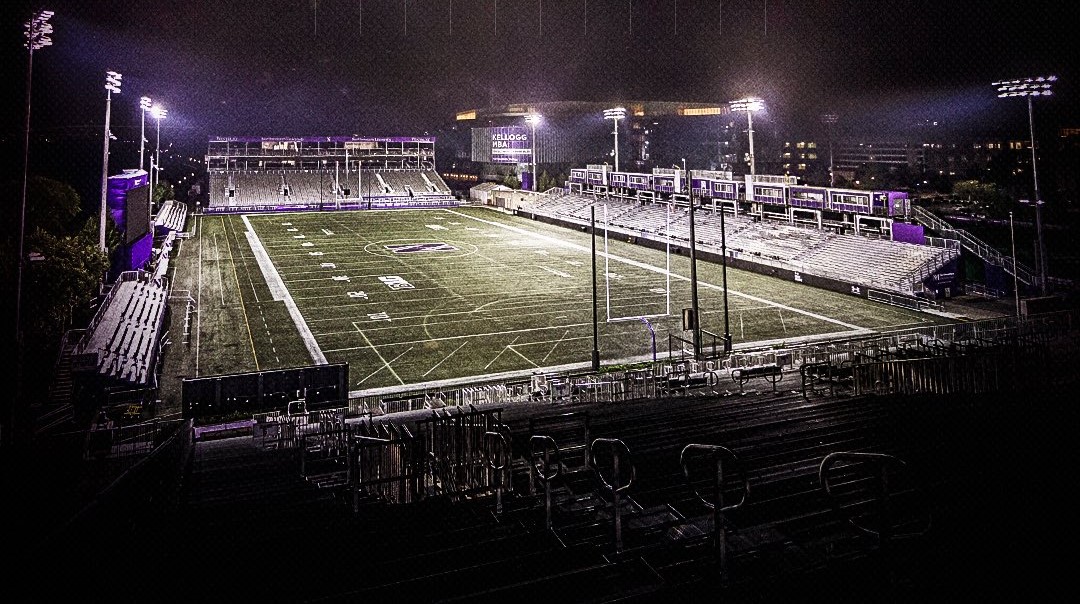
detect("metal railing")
(680, 444), (749, 577)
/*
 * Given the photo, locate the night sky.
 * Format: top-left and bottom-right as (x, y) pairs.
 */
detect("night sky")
(6, 1), (1075, 152)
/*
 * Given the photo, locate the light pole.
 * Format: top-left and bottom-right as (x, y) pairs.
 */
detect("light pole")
(994, 75), (1055, 295)
(13, 8), (53, 448)
(1010, 211), (1020, 319)
(99, 71), (122, 254)
(822, 113), (838, 187)
(729, 98), (764, 179)
(687, 161), (702, 360)
(525, 113), (541, 191)
(604, 107), (626, 171)
(591, 204), (600, 372)
(151, 104), (167, 206)
(139, 96), (152, 173)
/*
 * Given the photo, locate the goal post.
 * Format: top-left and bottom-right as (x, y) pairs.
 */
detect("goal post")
(603, 202), (672, 323)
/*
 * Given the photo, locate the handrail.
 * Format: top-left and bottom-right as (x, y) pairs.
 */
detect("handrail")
(483, 430), (511, 516)
(818, 451), (931, 544)
(680, 443), (749, 576)
(911, 206), (1035, 284)
(530, 435), (561, 530)
(590, 438), (636, 496)
(679, 444), (749, 512)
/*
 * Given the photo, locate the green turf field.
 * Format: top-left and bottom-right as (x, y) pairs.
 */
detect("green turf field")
(160, 205), (951, 404)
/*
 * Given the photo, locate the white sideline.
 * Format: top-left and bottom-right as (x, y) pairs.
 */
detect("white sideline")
(241, 215), (328, 365)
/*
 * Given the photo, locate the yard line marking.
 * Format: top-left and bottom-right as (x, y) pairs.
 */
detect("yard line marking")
(354, 326), (406, 385)
(322, 322), (593, 354)
(422, 340), (469, 377)
(542, 330), (571, 363)
(485, 336), (521, 370)
(444, 209), (869, 333)
(507, 345), (539, 367)
(540, 266), (574, 279)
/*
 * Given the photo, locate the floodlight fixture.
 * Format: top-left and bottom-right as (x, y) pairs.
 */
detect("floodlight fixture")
(729, 97), (764, 113)
(993, 75), (1056, 97)
(23, 10), (54, 50)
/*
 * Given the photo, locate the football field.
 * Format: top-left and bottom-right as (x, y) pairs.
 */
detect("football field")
(166, 206), (949, 399)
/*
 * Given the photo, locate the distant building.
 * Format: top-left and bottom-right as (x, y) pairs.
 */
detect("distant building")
(438, 101), (764, 188)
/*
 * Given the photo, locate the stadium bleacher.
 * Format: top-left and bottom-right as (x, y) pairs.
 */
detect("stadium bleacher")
(69, 271), (168, 388)
(519, 192), (957, 296)
(153, 199), (189, 234)
(207, 168), (457, 212)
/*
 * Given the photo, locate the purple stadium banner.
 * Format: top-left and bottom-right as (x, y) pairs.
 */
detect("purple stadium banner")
(490, 126), (531, 164)
(892, 222), (925, 245)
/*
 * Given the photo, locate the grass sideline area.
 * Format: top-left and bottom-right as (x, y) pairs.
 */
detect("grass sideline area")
(156, 205), (956, 416)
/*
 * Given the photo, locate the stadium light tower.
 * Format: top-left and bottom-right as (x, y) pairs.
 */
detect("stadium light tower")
(525, 113), (541, 191)
(729, 97), (764, 179)
(993, 75), (1055, 295)
(151, 104), (168, 205)
(139, 96), (152, 172)
(99, 71), (122, 254)
(604, 107), (626, 171)
(14, 8), (53, 448)
(821, 113), (838, 186)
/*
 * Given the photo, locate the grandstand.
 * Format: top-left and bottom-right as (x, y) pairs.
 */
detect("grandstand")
(518, 189), (959, 300)
(204, 136), (456, 212)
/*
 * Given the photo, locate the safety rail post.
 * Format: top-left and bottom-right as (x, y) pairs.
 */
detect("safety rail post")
(819, 451), (931, 592)
(483, 430), (510, 518)
(530, 435), (561, 531)
(680, 444), (749, 578)
(591, 437), (635, 553)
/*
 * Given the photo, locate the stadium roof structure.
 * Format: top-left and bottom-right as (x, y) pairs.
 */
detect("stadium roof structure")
(454, 101), (736, 122)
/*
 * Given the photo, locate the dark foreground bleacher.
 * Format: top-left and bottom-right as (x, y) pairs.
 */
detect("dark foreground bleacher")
(18, 363), (1074, 603)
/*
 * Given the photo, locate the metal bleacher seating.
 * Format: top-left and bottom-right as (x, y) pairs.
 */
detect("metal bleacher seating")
(70, 271), (168, 387)
(153, 200), (189, 234)
(518, 194), (957, 295)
